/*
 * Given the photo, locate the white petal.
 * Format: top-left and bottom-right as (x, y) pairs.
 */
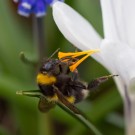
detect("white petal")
(114, 77), (125, 99)
(52, 2), (103, 63)
(100, 0), (135, 48)
(50, 0), (65, 6)
(101, 39), (135, 96)
(122, 0), (135, 48)
(129, 78), (135, 100)
(100, 0), (125, 41)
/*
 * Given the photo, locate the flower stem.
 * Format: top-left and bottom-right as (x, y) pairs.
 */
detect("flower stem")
(16, 89), (102, 135)
(19, 51), (37, 66)
(57, 102), (103, 135)
(33, 16), (46, 61)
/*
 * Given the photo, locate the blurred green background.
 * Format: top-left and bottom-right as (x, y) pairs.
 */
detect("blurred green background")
(0, 0), (123, 135)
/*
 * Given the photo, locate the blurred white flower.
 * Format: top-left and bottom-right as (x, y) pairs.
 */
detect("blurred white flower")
(52, 1), (135, 135)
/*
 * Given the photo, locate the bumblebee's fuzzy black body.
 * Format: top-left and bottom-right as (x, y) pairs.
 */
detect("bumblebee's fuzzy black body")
(37, 58), (89, 104)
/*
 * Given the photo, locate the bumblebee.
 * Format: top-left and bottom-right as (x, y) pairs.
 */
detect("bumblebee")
(17, 49), (118, 114)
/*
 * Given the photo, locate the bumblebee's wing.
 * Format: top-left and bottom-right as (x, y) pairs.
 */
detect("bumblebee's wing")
(53, 85), (82, 115)
(38, 96), (56, 113)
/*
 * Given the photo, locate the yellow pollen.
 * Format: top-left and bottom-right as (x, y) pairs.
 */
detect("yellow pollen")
(66, 96), (75, 103)
(37, 73), (56, 85)
(58, 49), (100, 72)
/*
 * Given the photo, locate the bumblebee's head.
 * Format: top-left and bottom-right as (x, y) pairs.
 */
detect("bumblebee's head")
(37, 59), (61, 85)
(40, 59), (60, 76)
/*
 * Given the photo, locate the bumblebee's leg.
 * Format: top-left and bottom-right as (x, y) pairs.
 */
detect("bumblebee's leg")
(88, 75), (118, 90)
(52, 85), (83, 114)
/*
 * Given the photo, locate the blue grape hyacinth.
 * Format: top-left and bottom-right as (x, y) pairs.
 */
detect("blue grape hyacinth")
(13, 0), (64, 17)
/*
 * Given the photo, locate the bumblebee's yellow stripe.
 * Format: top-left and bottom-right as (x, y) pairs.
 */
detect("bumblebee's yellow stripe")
(37, 73), (56, 85)
(47, 95), (75, 103)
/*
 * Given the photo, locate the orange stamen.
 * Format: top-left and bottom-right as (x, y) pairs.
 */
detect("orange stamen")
(58, 49), (100, 72)
(58, 50), (99, 59)
(69, 53), (90, 72)
(71, 50), (99, 58)
(58, 52), (76, 59)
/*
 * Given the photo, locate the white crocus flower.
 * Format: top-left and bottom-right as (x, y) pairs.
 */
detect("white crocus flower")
(52, 1), (135, 135)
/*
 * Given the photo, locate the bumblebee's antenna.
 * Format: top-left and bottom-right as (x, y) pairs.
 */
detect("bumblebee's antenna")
(48, 48), (60, 60)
